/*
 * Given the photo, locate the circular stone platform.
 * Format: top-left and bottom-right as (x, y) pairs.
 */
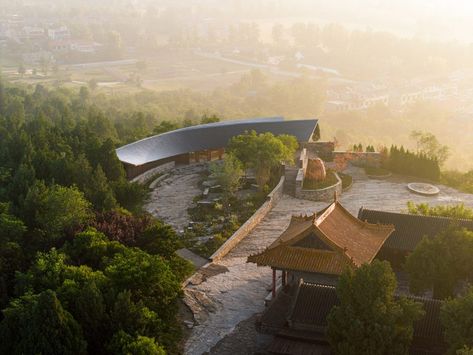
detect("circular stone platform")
(407, 182), (440, 196)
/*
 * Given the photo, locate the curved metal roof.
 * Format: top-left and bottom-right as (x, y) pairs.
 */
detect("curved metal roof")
(116, 117), (318, 166)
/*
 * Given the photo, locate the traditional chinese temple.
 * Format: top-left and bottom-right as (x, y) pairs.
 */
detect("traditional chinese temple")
(248, 199), (395, 296)
(247, 201), (455, 354)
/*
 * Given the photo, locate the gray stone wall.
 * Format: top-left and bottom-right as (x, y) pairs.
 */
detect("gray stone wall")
(209, 175), (286, 262)
(131, 161), (175, 184)
(295, 172), (342, 202)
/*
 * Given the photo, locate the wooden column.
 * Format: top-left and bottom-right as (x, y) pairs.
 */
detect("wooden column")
(272, 269), (276, 298)
(282, 270), (287, 287)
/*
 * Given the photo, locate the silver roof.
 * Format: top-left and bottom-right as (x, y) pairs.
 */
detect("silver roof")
(116, 117), (318, 166)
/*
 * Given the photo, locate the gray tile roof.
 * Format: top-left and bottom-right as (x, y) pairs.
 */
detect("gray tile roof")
(358, 208), (473, 251)
(116, 117), (318, 166)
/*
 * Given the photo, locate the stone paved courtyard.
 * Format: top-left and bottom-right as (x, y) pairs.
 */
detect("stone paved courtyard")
(145, 163), (207, 232)
(183, 166), (473, 355)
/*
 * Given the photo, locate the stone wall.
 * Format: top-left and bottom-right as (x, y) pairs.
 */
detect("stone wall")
(209, 175), (286, 262)
(298, 148), (308, 170)
(333, 151), (382, 168)
(131, 161), (175, 184)
(295, 172), (342, 202)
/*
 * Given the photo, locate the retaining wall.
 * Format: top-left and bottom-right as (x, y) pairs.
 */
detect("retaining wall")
(131, 161), (175, 184)
(295, 172), (342, 202)
(209, 175), (286, 262)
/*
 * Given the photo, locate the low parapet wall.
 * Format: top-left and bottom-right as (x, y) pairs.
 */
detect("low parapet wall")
(295, 172), (342, 202)
(131, 161), (175, 184)
(210, 175), (285, 262)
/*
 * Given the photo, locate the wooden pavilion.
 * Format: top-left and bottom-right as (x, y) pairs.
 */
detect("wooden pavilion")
(248, 199), (395, 297)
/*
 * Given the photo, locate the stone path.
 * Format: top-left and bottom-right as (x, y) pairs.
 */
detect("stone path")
(145, 163), (207, 233)
(183, 167), (473, 355)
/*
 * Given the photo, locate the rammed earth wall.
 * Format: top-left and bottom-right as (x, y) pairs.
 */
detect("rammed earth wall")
(131, 161), (175, 184)
(209, 176), (286, 262)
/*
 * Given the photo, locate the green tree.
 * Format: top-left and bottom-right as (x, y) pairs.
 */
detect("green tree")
(110, 290), (162, 337)
(62, 228), (126, 269)
(104, 248), (181, 323)
(87, 165), (118, 211)
(0, 290), (87, 355)
(200, 114), (220, 124)
(137, 222), (183, 258)
(153, 120), (180, 135)
(209, 153), (243, 196)
(108, 330), (165, 355)
(405, 229), (473, 299)
(407, 202), (473, 219)
(327, 260), (424, 355)
(441, 287), (473, 354)
(410, 130), (450, 166)
(228, 131), (297, 189)
(0, 203), (26, 307)
(23, 181), (93, 240)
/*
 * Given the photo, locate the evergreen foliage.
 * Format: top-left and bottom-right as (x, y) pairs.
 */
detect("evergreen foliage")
(227, 130), (297, 189)
(441, 287), (473, 354)
(327, 260), (424, 355)
(405, 229), (473, 299)
(386, 145), (440, 181)
(407, 202), (473, 220)
(0, 79), (193, 354)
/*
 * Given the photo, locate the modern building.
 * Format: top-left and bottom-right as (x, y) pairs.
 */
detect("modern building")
(116, 117), (319, 179)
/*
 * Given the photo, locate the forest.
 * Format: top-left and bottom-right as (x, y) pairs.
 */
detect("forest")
(0, 77), (194, 354)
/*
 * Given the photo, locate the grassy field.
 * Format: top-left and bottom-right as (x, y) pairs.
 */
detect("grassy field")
(1, 49), (255, 93)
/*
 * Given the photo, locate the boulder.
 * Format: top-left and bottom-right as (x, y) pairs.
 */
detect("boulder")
(305, 158), (326, 181)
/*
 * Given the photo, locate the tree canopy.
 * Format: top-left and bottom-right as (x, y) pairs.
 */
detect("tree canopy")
(441, 287), (473, 354)
(327, 260), (424, 355)
(405, 229), (473, 299)
(227, 130), (297, 189)
(407, 202), (473, 220)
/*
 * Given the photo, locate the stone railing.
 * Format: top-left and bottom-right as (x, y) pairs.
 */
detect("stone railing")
(209, 175), (285, 262)
(131, 161), (175, 184)
(295, 172), (342, 202)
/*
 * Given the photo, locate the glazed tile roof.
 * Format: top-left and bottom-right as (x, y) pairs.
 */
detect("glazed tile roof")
(314, 202), (395, 266)
(358, 208), (473, 251)
(116, 117), (318, 166)
(248, 202), (394, 274)
(248, 247), (352, 275)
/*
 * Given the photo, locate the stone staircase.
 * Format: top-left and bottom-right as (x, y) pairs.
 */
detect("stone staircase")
(284, 167), (299, 196)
